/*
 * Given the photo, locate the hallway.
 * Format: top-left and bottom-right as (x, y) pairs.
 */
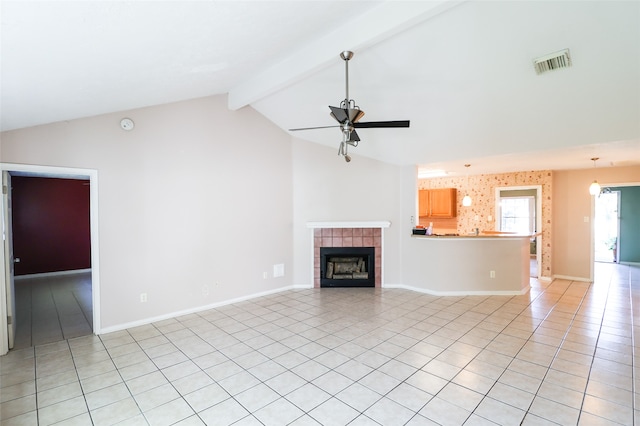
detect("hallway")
(12, 271), (93, 349)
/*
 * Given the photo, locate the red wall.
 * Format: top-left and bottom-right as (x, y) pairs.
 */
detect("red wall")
(11, 176), (91, 275)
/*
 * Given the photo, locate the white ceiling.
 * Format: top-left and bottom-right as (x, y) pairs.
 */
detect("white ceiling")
(2, 1), (639, 175)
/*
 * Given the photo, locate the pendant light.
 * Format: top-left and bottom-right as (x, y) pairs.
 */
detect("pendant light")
(589, 157), (601, 196)
(462, 164), (472, 206)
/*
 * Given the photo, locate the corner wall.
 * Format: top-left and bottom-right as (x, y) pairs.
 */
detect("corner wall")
(291, 138), (404, 286)
(1, 95), (294, 330)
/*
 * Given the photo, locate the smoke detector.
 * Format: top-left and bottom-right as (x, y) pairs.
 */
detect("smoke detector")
(533, 49), (571, 74)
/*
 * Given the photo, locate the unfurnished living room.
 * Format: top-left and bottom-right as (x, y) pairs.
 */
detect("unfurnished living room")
(1, 1), (640, 425)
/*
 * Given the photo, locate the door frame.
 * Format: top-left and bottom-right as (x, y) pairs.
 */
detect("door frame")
(0, 163), (100, 355)
(590, 181), (640, 281)
(494, 185), (543, 279)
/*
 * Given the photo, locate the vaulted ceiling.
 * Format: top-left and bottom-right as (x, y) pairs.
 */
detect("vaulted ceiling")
(2, 1), (639, 175)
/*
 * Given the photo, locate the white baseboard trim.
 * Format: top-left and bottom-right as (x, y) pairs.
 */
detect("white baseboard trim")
(539, 276), (553, 282)
(100, 280), (543, 335)
(383, 283), (529, 296)
(15, 268), (92, 280)
(553, 275), (592, 283)
(99, 284), (301, 335)
(292, 284), (314, 289)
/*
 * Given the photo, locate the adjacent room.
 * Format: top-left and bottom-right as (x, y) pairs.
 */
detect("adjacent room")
(1, 1), (639, 425)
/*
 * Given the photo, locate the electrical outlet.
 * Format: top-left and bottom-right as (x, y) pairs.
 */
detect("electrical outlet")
(490, 270), (496, 278)
(202, 285), (210, 296)
(140, 293), (148, 303)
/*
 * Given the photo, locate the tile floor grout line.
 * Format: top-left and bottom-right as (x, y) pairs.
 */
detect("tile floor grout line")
(439, 282), (562, 424)
(67, 338), (96, 426)
(521, 279), (600, 425)
(72, 286), (93, 333)
(2, 263), (637, 425)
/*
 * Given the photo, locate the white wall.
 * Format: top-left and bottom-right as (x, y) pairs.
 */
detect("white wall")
(0, 95), (294, 330)
(291, 138), (405, 286)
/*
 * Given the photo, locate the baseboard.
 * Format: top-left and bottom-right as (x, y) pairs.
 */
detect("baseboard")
(383, 283), (528, 296)
(619, 261), (640, 267)
(98, 284), (302, 335)
(15, 268), (92, 280)
(552, 274), (592, 283)
(292, 283), (314, 289)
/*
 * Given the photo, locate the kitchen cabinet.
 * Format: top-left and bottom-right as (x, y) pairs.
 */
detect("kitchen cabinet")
(418, 188), (457, 218)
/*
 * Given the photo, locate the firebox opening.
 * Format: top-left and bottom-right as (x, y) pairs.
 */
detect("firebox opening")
(320, 247), (375, 288)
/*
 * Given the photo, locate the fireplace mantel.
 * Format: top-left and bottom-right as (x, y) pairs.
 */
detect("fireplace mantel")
(306, 221), (391, 229)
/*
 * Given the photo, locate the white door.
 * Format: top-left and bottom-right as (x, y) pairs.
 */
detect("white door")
(2, 171), (16, 349)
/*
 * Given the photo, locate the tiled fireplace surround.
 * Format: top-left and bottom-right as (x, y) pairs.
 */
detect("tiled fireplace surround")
(310, 222), (388, 288)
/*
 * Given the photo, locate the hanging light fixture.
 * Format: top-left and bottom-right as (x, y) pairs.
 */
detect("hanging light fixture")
(462, 164), (472, 206)
(589, 157), (601, 196)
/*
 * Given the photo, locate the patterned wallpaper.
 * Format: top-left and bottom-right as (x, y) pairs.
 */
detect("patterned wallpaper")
(419, 170), (553, 278)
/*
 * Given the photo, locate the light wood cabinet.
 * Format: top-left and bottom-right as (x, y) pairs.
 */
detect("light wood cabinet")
(418, 189), (430, 217)
(418, 188), (457, 218)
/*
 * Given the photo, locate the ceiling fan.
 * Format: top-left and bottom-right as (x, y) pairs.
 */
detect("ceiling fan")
(289, 51), (410, 162)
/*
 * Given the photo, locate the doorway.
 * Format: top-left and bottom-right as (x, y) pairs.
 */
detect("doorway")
(495, 186), (542, 279)
(0, 164), (101, 355)
(594, 190), (620, 263)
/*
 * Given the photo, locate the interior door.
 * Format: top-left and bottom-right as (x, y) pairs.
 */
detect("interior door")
(3, 171), (16, 349)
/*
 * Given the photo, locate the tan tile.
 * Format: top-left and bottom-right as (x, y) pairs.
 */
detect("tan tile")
(0, 394), (36, 421)
(37, 396), (87, 426)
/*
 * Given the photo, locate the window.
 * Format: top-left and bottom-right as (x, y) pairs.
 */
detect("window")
(500, 196), (535, 234)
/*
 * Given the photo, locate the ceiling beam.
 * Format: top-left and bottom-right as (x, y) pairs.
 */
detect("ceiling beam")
(227, 0), (465, 110)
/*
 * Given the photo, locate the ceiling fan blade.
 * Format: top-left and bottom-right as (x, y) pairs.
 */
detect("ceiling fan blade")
(289, 125), (340, 131)
(353, 120), (410, 129)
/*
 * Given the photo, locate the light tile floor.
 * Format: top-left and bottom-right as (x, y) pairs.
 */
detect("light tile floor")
(1, 262), (638, 425)
(12, 272), (93, 349)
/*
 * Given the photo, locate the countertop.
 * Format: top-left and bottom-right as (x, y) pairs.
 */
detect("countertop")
(411, 232), (539, 239)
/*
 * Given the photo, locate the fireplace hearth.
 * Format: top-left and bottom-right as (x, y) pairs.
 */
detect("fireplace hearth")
(320, 247), (375, 288)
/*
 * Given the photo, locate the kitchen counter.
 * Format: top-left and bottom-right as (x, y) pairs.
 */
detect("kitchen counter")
(402, 233), (531, 295)
(412, 233), (538, 239)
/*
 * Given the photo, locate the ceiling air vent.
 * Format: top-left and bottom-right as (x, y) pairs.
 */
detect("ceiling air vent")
(533, 49), (571, 74)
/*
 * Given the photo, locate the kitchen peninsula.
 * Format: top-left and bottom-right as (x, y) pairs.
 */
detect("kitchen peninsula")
(402, 233), (532, 295)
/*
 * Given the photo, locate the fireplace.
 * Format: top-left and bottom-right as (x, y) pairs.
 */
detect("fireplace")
(309, 222), (389, 288)
(320, 247), (375, 288)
